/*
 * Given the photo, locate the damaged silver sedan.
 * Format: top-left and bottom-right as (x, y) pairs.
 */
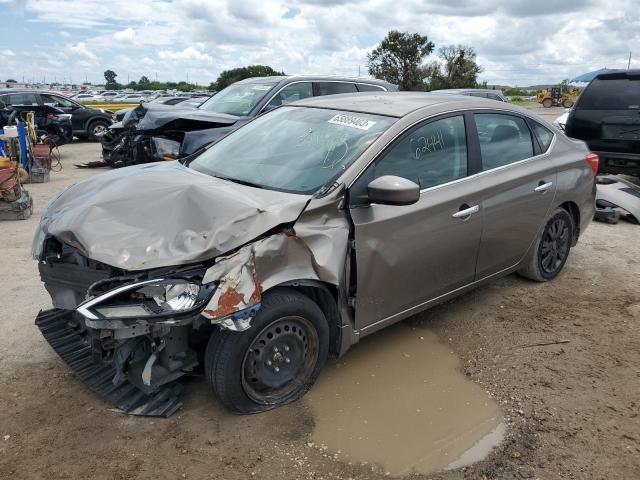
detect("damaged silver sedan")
(33, 93), (596, 416)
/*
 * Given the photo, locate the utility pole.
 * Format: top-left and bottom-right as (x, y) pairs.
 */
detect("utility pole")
(186, 71), (189, 84)
(628, 51), (632, 70)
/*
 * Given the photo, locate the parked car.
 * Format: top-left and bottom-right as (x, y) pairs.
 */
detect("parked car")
(99, 75), (397, 167)
(73, 93), (106, 102)
(564, 69), (640, 176)
(100, 91), (121, 100)
(148, 96), (191, 106)
(432, 88), (509, 102)
(0, 89), (112, 140)
(34, 93), (597, 416)
(0, 94), (73, 145)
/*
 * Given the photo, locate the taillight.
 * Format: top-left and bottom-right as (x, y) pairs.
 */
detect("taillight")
(586, 152), (599, 176)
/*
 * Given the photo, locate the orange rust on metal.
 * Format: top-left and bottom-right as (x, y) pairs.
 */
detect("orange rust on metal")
(204, 287), (246, 319)
(204, 250), (262, 320)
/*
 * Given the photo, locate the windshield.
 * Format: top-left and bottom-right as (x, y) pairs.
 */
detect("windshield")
(190, 106), (395, 194)
(198, 82), (277, 116)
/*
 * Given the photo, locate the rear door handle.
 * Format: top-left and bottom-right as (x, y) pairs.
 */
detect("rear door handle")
(452, 204), (479, 219)
(534, 181), (553, 193)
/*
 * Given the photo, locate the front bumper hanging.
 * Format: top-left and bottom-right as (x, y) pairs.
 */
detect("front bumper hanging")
(35, 308), (183, 417)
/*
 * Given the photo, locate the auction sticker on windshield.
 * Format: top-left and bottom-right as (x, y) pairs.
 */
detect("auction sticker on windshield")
(328, 114), (376, 130)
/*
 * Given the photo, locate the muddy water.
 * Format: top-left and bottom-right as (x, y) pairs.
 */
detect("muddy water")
(306, 323), (503, 476)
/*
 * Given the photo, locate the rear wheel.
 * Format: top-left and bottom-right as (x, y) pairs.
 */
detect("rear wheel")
(205, 288), (329, 414)
(518, 208), (574, 282)
(542, 98), (554, 108)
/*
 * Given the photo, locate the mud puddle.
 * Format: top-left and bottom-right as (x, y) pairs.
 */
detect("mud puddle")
(306, 323), (503, 476)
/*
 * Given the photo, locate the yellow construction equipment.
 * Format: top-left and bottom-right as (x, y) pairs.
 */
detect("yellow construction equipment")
(537, 86), (579, 108)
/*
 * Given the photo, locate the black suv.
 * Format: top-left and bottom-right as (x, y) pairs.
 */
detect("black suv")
(565, 70), (640, 176)
(100, 75), (397, 167)
(0, 89), (113, 141)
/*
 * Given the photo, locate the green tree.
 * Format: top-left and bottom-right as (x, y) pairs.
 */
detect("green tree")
(426, 45), (483, 90)
(367, 31), (435, 91)
(104, 70), (118, 89)
(210, 65), (284, 91)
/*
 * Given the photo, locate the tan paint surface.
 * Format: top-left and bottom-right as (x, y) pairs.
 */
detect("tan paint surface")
(306, 323), (502, 476)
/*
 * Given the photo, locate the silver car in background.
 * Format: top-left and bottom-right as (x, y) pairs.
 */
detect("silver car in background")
(33, 93), (597, 416)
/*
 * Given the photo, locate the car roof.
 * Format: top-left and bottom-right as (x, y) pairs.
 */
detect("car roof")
(596, 69), (640, 80)
(235, 75), (395, 88)
(290, 92), (526, 118)
(432, 88), (504, 94)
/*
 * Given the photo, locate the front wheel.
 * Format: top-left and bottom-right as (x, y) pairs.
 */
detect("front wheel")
(205, 288), (329, 414)
(518, 208), (575, 282)
(88, 120), (110, 141)
(542, 98), (554, 108)
(562, 99), (574, 108)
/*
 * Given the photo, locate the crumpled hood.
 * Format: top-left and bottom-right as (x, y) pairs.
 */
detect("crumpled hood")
(135, 103), (240, 132)
(40, 162), (310, 271)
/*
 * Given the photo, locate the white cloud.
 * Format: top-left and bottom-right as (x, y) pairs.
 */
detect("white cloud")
(4, 0), (640, 86)
(2, 49), (16, 56)
(113, 27), (136, 43)
(65, 42), (97, 62)
(158, 45), (213, 63)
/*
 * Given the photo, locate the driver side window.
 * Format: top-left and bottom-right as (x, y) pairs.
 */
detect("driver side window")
(266, 82), (313, 108)
(372, 115), (468, 190)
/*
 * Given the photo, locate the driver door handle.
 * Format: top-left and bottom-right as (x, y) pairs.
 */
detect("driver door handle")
(452, 204), (480, 219)
(534, 181), (553, 193)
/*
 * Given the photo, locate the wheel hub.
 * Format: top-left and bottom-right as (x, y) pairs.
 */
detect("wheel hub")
(241, 316), (318, 404)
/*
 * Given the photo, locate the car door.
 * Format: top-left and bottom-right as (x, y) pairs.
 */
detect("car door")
(349, 113), (484, 333)
(473, 112), (557, 279)
(40, 93), (85, 132)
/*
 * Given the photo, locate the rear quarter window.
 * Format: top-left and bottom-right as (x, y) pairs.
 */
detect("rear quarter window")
(531, 122), (554, 152)
(356, 83), (385, 92)
(578, 78), (640, 109)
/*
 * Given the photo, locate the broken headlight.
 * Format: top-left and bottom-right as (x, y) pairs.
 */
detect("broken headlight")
(151, 137), (180, 161)
(78, 278), (212, 320)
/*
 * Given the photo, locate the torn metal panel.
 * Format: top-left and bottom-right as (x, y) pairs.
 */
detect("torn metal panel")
(201, 246), (262, 320)
(36, 161), (310, 270)
(200, 189), (352, 330)
(596, 175), (640, 223)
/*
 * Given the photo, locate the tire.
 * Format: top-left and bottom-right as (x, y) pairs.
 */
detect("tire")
(518, 208), (575, 282)
(205, 288), (329, 414)
(87, 120), (109, 141)
(562, 99), (574, 108)
(542, 98), (553, 108)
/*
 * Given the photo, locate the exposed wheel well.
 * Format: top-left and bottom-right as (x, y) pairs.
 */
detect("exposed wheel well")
(274, 281), (342, 358)
(559, 201), (580, 245)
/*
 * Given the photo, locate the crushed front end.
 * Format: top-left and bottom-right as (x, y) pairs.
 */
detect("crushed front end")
(35, 238), (216, 416)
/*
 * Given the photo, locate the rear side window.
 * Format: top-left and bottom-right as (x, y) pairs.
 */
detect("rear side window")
(315, 82), (358, 96)
(474, 114), (534, 170)
(356, 83), (385, 92)
(578, 78), (640, 109)
(531, 122), (554, 152)
(4, 93), (38, 106)
(487, 93), (504, 101)
(371, 115), (468, 190)
(469, 92), (487, 98)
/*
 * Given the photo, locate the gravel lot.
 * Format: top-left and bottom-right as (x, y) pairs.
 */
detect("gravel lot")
(1, 109), (639, 479)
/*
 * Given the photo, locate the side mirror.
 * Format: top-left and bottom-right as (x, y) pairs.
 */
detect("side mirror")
(367, 175), (420, 206)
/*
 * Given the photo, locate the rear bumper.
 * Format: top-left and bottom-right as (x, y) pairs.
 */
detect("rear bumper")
(35, 308), (184, 417)
(594, 150), (640, 175)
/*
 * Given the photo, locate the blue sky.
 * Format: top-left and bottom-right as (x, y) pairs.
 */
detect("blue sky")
(1, 0), (638, 87)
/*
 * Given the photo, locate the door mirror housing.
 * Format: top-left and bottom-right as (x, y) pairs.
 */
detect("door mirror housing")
(367, 176), (420, 206)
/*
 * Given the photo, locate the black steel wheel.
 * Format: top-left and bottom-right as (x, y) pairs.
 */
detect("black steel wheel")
(205, 288), (329, 414)
(539, 215), (570, 275)
(518, 208), (575, 282)
(241, 316), (319, 404)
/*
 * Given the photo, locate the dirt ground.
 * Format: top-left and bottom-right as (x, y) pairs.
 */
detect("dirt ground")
(1, 113), (639, 479)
